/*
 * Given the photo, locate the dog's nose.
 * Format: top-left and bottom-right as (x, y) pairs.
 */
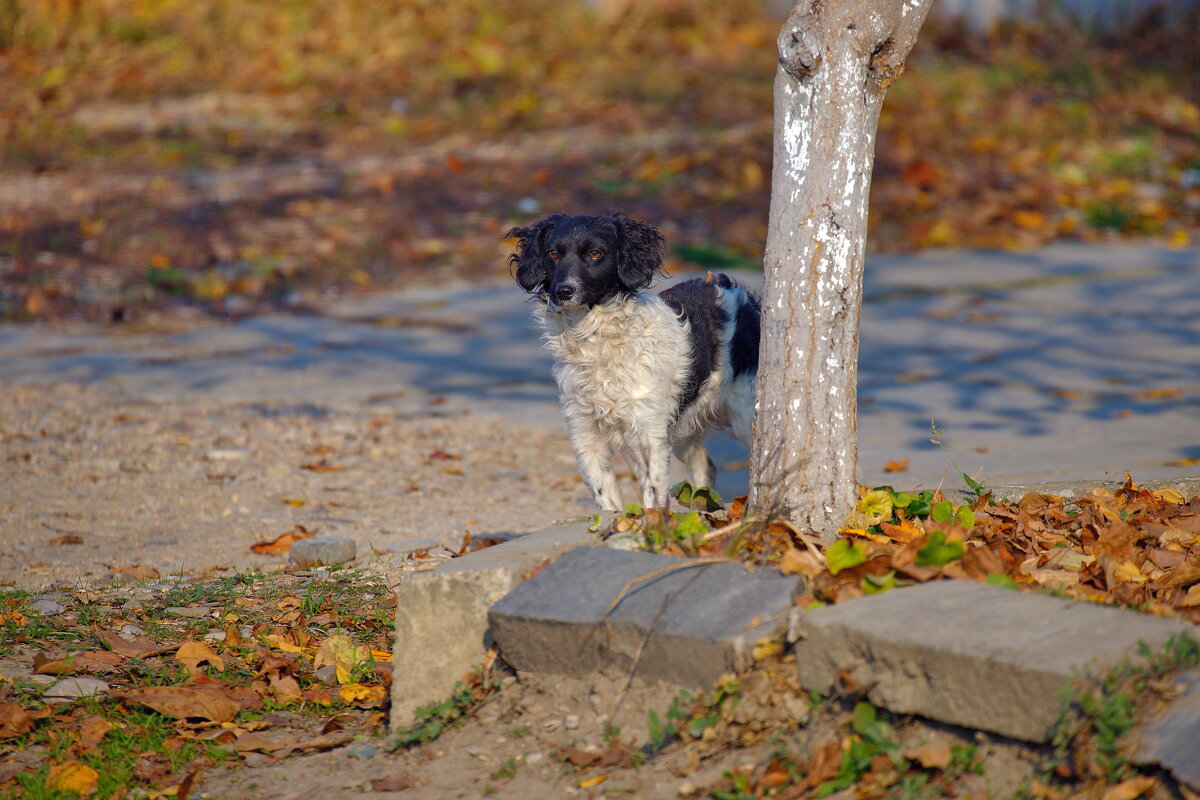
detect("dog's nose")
(554, 285), (575, 303)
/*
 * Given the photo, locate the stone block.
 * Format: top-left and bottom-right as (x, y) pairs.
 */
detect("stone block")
(289, 536), (357, 567)
(489, 547), (805, 690)
(1134, 669), (1200, 791)
(389, 520), (599, 728)
(791, 581), (1193, 742)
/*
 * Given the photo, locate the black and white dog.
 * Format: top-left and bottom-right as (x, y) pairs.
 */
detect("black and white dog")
(508, 212), (760, 510)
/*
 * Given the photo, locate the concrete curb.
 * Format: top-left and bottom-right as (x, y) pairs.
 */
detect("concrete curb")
(790, 581), (1194, 743)
(388, 519), (600, 728)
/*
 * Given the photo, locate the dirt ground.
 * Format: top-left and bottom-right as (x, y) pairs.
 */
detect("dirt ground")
(197, 665), (1043, 800)
(0, 380), (588, 589)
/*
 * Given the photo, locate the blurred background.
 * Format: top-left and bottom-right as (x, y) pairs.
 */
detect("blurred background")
(1, 0), (1198, 323)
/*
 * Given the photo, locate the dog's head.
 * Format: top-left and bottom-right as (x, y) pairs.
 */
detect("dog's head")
(506, 212), (666, 310)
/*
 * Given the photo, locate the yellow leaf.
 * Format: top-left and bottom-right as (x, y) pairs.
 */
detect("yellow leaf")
(263, 634), (302, 653)
(47, 761), (100, 794)
(335, 661), (351, 685)
(845, 488), (893, 529)
(752, 637), (783, 661)
(1180, 584), (1200, 608)
(280, 498), (307, 507)
(1153, 488), (1185, 504)
(1112, 561), (1147, 584)
(315, 633), (371, 683)
(579, 776), (606, 789)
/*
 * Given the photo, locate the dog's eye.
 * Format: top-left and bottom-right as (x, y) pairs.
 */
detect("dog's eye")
(547, 250), (559, 260)
(587, 250), (604, 259)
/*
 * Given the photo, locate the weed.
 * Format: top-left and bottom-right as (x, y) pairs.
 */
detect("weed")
(389, 665), (504, 750)
(489, 757), (520, 781)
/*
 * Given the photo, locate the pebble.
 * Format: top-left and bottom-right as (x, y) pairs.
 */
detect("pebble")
(204, 630), (226, 642)
(563, 714), (580, 730)
(165, 606), (213, 618)
(43, 677), (110, 701)
(28, 598), (65, 615)
(206, 448), (249, 461)
(526, 752), (544, 765)
(346, 743), (376, 760)
(30, 675), (56, 686)
(289, 536), (357, 567)
(119, 624), (146, 639)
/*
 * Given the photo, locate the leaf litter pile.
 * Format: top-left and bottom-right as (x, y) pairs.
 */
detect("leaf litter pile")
(0, 568), (397, 799)
(597, 474), (1200, 623)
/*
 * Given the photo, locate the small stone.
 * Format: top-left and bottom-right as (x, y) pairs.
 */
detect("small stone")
(466, 746), (487, 759)
(313, 665), (339, 685)
(165, 606), (213, 619)
(206, 448), (249, 461)
(563, 714), (579, 730)
(204, 630), (226, 642)
(30, 675), (56, 686)
(526, 752), (544, 765)
(43, 677), (110, 701)
(346, 743), (376, 760)
(28, 598), (65, 615)
(289, 536), (357, 567)
(119, 625), (146, 639)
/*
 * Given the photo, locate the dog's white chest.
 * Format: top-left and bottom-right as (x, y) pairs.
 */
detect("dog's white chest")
(540, 298), (687, 429)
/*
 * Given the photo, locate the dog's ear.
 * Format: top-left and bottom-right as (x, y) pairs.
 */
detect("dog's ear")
(506, 215), (564, 294)
(611, 212), (666, 292)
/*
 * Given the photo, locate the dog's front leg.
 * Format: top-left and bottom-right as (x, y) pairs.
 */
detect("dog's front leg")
(566, 417), (623, 511)
(627, 430), (671, 509)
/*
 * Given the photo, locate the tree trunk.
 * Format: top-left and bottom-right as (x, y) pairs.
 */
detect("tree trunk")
(749, 0), (932, 544)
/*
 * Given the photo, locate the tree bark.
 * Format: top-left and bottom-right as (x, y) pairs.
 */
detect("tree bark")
(749, 0), (932, 543)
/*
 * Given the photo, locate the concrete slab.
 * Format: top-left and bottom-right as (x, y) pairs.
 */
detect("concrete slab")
(389, 519), (599, 728)
(790, 581), (1194, 742)
(1134, 669), (1200, 792)
(488, 547), (805, 690)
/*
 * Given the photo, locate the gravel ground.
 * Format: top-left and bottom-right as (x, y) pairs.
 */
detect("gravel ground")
(0, 381), (589, 589)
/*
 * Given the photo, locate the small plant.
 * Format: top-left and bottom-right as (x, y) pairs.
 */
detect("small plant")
(389, 666), (504, 750)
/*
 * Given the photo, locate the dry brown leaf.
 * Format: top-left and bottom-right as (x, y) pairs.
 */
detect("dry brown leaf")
(75, 715), (114, 752)
(37, 650), (126, 676)
(905, 740), (953, 769)
(108, 564), (159, 581)
(1161, 560), (1200, 588)
(269, 675), (302, 704)
(778, 547), (824, 578)
(122, 685), (240, 723)
(1102, 775), (1158, 800)
(234, 731), (289, 753)
(0, 701), (34, 740)
(883, 459), (910, 473)
(176, 641), (225, 675)
(94, 627), (161, 659)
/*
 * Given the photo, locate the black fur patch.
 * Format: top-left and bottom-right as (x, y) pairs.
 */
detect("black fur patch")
(730, 293), (760, 379)
(659, 278), (726, 414)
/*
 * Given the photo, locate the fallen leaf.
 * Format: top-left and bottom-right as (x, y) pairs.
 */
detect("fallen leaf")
(314, 633), (371, 685)
(94, 626), (161, 659)
(337, 683), (386, 707)
(35, 650), (125, 676)
(778, 548), (824, 578)
(269, 675), (302, 704)
(250, 528), (314, 555)
(1102, 775), (1158, 800)
(176, 642), (225, 676)
(235, 731), (288, 753)
(300, 462), (345, 472)
(109, 564), (160, 581)
(0, 701), (34, 739)
(883, 459), (909, 473)
(74, 715), (114, 752)
(905, 740), (952, 769)
(122, 686), (240, 723)
(1161, 560), (1200, 588)
(47, 761), (100, 795)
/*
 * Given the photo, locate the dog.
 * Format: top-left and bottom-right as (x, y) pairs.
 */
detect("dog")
(508, 212), (760, 510)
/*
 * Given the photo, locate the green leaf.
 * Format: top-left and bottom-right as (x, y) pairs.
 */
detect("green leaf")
(692, 487), (723, 511)
(892, 491), (914, 509)
(930, 500), (955, 524)
(963, 472), (987, 497)
(861, 570), (897, 595)
(986, 573), (1019, 590)
(669, 481), (694, 504)
(826, 539), (867, 575)
(955, 506), (975, 529)
(672, 511), (708, 539)
(850, 702), (878, 736)
(625, 503), (643, 516)
(915, 531), (965, 567)
(687, 714), (719, 737)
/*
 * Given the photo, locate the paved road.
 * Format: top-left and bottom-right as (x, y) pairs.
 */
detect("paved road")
(2, 243), (1197, 498)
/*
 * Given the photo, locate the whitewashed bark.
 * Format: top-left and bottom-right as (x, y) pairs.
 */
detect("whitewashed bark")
(749, 0), (932, 544)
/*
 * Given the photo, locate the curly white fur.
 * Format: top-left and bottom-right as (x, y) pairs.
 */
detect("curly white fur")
(537, 288), (754, 510)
